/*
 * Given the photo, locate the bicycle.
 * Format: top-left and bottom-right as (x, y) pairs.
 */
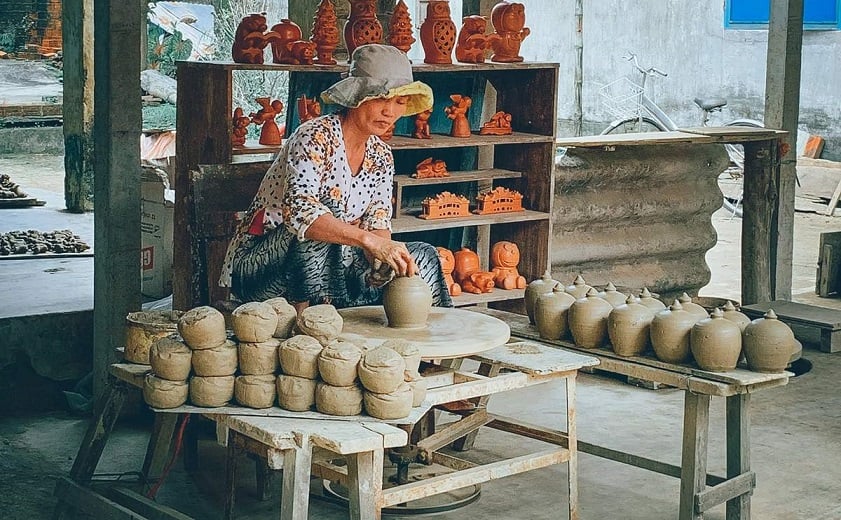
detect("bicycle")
(599, 53), (764, 217)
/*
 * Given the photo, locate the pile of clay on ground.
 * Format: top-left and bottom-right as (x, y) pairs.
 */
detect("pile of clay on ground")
(0, 174), (45, 207)
(0, 229), (90, 256)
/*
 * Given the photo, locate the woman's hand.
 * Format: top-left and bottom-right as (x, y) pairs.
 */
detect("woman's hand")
(364, 234), (417, 277)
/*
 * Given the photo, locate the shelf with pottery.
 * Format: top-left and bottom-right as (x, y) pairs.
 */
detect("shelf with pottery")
(391, 209), (548, 233)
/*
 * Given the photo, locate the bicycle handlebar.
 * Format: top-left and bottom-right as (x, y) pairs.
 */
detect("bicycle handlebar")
(622, 52), (668, 78)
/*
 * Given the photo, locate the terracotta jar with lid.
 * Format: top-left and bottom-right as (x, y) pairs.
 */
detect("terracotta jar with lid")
(568, 288), (613, 348)
(599, 282), (628, 307)
(690, 308), (742, 372)
(678, 292), (709, 319)
(607, 295), (654, 357)
(534, 286), (576, 340)
(637, 287), (666, 312)
(721, 300), (751, 332)
(524, 272), (558, 324)
(565, 275), (592, 300)
(383, 275), (433, 328)
(742, 310), (796, 373)
(650, 301), (696, 364)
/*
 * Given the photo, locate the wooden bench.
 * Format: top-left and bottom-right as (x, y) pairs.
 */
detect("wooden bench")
(741, 300), (841, 353)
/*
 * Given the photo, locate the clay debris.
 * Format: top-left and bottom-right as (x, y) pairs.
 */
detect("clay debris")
(0, 229), (91, 255)
(0, 174), (28, 199)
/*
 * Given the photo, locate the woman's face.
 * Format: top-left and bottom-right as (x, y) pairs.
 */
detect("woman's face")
(349, 96), (410, 136)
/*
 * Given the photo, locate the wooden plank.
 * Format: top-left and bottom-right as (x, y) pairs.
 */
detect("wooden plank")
(679, 392), (710, 520)
(825, 178), (841, 216)
(387, 132), (554, 150)
(817, 231), (841, 296)
(393, 168), (521, 187)
(450, 288), (526, 307)
(741, 140), (779, 305)
(741, 300), (841, 329)
(566, 376), (580, 520)
(392, 209), (549, 233)
(110, 363), (150, 388)
(178, 60), (559, 73)
(696, 472), (756, 514)
(678, 126), (785, 141)
(470, 341), (599, 375)
(417, 409), (491, 457)
(726, 393), (752, 519)
(104, 487), (194, 520)
(141, 414), (178, 486)
(0, 196), (47, 208)
(68, 383), (128, 482)
(53, 477), (149, 520)
(555, 131), (716, 148)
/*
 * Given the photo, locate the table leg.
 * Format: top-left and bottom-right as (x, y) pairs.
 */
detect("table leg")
(566, 374), (579, 520)
(347, 448), (384, 520)
(224, 430), (240, 520)
(140, 412), (178, 489)
(280, 437), (313, 520)
(726, 393), (751, 520)
(453, 361), (501, 451)
(679, 391), (710, 520)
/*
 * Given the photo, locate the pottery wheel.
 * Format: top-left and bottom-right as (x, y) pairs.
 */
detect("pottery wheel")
(337, 306), (510, 360)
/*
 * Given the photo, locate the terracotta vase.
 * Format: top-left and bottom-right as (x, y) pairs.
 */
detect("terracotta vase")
(690, 308), (742, 372)
(637, 287), (666, 312)
(311, 0), (340, 65)
(383, 275), (433, 329)
(420, 0), (456, 64)
(270, 19), (303, 64)
(534, 286), (576, 340)
(650, 301), (697, 364)
(489, 1), (529, 63)
(742, 310), (796, 373)
(607, 295), (654, 357)
(455, 15), (490, 64)
(565, 275), (591, 300)
(345, 0), (383, 61)
(600, 282), (627, 307)
(721, 300), (751, 332)
(568, 288), (613, 348)
(678, 292), (710, 319)
(524, 272), (558, 324)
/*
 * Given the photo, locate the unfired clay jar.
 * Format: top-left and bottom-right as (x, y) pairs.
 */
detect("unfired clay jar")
(234, 374), (277, 409)
(264, 297), (297, 339)
(178, 306), (227, 350)
(650, 301), (697, 364)
(279, 335), (323, 379)
(568, 288), (613, 348)
(678, 293), (710, 319)
(743, 310), (796, 373)
(721, 300), (751, 332)
(191, 339), (238, 377)
(189, 375), (235, 407)
(607, 295), (654, 357)
(565, 275), (592, 300)
(125, 310), (183, 364)
(231, 301), (279, 343)
(637, 288), (666, 312)
(534, 286), (575, 340)
(277, 374), (318, 411)
(363, 382), (413, 419)
(316, 382), (364, 416)
(381, 339), (421, 374)
(149, 335), (192, 381)
(690, 308), (742, 372)
(143, 374), (188, 409)
(318, 341), (363, 387)
(420, 0), (456, 64)
(296, 304), (343, 345)
(358, 347), (406, 394)
(524, 272), (558, 324)
(237, 338), (280, 375)
(383, 275), (433, 328)
(600, 282), (628, 307)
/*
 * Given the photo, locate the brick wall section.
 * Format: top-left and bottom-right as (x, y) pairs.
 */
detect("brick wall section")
(0, 0), (62, 53)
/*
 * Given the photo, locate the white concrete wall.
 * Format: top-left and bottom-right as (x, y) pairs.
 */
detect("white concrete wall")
(516, 0), (841, 158)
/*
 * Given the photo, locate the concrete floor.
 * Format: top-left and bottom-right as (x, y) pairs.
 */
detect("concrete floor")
(1, 153), (841, 519)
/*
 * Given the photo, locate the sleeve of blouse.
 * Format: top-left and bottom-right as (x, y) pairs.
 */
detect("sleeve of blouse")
(280, 128), (332, 240)
(360, 146), (394, 232)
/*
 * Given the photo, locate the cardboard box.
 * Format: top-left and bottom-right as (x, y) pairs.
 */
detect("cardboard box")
(141, 169), (174, 299)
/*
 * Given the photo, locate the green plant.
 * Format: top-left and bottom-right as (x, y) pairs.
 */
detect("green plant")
(147, 25), (194, 78)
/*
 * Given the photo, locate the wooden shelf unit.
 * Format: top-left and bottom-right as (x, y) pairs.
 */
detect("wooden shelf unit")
(174, 60), (558, 310)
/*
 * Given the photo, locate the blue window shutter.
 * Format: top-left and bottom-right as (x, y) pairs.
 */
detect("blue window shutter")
(727, 0), (839, 27)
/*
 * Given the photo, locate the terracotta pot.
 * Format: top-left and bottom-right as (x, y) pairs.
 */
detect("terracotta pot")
(607, 295), (654, 357)
(534, 286), (576, 340)
(600, 282), (628, 307)
(721, 300), (751, 332)
(568, 288), (613, 348)
(420, 0), (456, 64)
(524, 272), (558, 324)
(743, 310), (796, 373)
(637, 287), (666, 312)
(344, 0), (383, 61)
(383, 275), (433, 328)
(690, 308), (742, 372)
(650, 301), (697, 364)
(678, 293), (710, 319)
(565, 275), (592, 300)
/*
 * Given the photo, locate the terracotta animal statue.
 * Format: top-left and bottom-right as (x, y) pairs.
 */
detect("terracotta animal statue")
(490, 241), (527, 290)
(232, 13), (278, 64)
(413, 109), (432, 139)
(455, 15), (492, 64)
(231, 107), (250, 146)
(489, 1), (530, 63)
(286, 40), (316, 65)
(436, 247), (462, 296)
(250, 98), (284, 146)
(479, 111), (513, 135)
(453, 247), (495, 294)
(444, 94), (472, 138)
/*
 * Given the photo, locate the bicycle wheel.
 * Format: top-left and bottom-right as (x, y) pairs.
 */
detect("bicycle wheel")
(719, 119), (763, 218)
(601, 116), (667, 135)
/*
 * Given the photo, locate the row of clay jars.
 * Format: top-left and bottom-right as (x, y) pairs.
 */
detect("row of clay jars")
(526, 273), (643, 325)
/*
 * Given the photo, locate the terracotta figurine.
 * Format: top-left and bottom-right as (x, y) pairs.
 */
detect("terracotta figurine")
(444, 94), (472, 138)
(250, 97), (284, 146)
(420, 0), (456, 64)
(232, 13), (280, 64)
(420, 191), (470, 219)
(297, 95), (321, 124)
(413, 109), (432, 139)
(474, 186), (524, 214)
(479, 111), (513, 135)
(453, 247), (495, 294)
(436, 247), (462, 296)
(414, 157), (449, 178)
(489, 1), (530, 63)
(387, 0), (416, 54)
(231, 107), (251, 146)
(345, 0), (383, 61)
(455, 15), (493, 64)
(311, 0), (340, 65)
(490, 241), (527, 290)
(270, 19), (317, 65)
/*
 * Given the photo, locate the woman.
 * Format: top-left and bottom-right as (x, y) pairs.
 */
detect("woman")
(220, 44), (452, 311)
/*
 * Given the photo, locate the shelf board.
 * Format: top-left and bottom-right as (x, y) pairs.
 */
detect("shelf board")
(388, 132), (553, 150)
(232, 142), (282, 155)
(179, 60), (559, 73)
(452, 288), (525, 307)
(394, 168), (521, 187)
(392, 209), (549, 233)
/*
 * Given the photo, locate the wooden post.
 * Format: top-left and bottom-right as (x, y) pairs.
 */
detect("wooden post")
(92, 0), (142, 401)
(764, 0), (803, 300)
(62, 0), (95, 212)
(741, 140), (778, 305)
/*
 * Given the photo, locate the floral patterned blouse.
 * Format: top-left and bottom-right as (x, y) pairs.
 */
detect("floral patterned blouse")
(220, 114), (394, 287)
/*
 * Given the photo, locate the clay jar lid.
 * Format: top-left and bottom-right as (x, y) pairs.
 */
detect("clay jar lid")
(637, 288), (666, 311)
(721, 300), (751, 331)
(565, 275), (592, 299)
(178, 306), (227, 350)
(232, 301), (279, 343)
(264, 297), (298, 339)
(358, 347), (407, 394)
(678, 293), (710, 319)
(600, 282), (628, 307)
(279, 335), (324, 379)
(524, 272), (559, 324)
(297, 304), (343, 345)
(149, 334), (192, 381)
(318, 340), (363, 387)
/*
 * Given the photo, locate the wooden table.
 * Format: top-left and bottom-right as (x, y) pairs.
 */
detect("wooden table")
(479, 308), (790, 520)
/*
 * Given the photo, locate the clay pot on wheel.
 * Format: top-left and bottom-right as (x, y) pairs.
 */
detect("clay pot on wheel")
(690, 308), (742, 372)
(524, 272), (558, 324)
(650, 301), (697, 364)
(534, 286), (576, 340)
(568, 288), (613, 348)
(383, 275), (433, 328)
(742, 310), (796, 373)
(607, 295), (654, 357)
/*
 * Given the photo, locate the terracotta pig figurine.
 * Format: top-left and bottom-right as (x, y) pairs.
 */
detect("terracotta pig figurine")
(490, 241), (527, 290)
(436, 247), (462, 296)
(453, 247), (495, 294)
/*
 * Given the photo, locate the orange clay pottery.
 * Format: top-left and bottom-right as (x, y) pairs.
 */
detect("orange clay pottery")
(534, 286), (576, 341)
(650, 301), (697, 364)
(345, 0), (383, 61)
(721, 300), (751, 332)
(742, 310), (796, 373)
(637, 287), (666, 312)
(565, 275), (592, 300)
(568, 288), (613, 348)
(599, 282), (628, 308)
(607, 295), (654, 357)
(690, 308), (742, 372)
(524, 272), (558, 324)
(419, 0), (456, 64)
(678, 292), (710, 319)
(383, 275), (432, 329)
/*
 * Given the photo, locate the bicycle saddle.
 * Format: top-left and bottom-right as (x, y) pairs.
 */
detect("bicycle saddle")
(694, 97), (728, 111)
